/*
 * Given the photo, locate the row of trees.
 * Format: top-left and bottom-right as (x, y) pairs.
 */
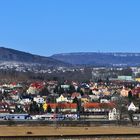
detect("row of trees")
(29, 101), (52, 114)
(14, 101), (52, 114)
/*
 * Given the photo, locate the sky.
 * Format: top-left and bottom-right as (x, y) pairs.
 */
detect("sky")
(0, 0), (140, 56)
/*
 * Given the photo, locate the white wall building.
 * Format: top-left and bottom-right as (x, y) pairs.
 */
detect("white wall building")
(34, 97), (45, 104)
(109, 108), (120, 120)
(128, 102), (138, 112)
(56, 95), (68, 103)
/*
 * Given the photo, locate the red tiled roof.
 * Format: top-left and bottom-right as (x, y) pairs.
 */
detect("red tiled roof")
(132, 87), (140, 94)
(11, 82), (17, 86)
(30, 82), (44, 89)
(100, 102), (115, 109)
(58, 103), (77, 109)
(84, 103), (100, 108)
(84, 102), (115, 109)
(48, 103), (57, 109)
(48, 103), (77, 109)
(71, 92), (81, 98)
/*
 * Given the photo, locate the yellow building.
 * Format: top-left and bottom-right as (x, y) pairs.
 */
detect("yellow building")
(43, 103), (47, 111)
(135, 78), (140, 82)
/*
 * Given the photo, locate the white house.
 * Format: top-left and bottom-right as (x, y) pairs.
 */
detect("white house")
(100, 99), (110, 103)
(20, 98), (31, 105)
(56, 95), (68, 103)
(109, 108), (120, 120)
(128, 102), (137, 112)
(34, 97), (45, 104)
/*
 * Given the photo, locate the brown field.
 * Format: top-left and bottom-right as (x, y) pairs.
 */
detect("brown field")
(0, 125), (140, 137)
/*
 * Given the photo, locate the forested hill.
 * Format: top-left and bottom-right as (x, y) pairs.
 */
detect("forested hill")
(0, 47), (69, 67)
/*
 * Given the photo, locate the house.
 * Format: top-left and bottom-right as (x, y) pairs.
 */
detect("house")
(47, 103), (77, 113)
(83, 103), (101, 112)
(101, 88), (111, 96)
(43, 103), (48, 112)
(120, 87), (129, 97)
(92, 88), (100, 95)
(128, 102), (138, 112)
(80, 83), (90, 93)
(56, 95), (68, 103)
(135, 78), (140, 82)
(34, 96), (45, 104)
(57, 103), (77, 113)
(109, 108), (120, 120)
(81, 97), (89, 103)
(83, 102), (115, 113)
(132, 87), (140, 98)
(27, 82), (44, 95)
(27, 86), (39, 94)
(100, 99), (110, 103)
(118, 76), (133, 81)
(60, 85), (70, 90)
(71, 81), (78, 91)
(89, 94), (100, 102)
(81, 94), (90, 103)
(20, 98), (31, 105)
(71, 92), (81, 100)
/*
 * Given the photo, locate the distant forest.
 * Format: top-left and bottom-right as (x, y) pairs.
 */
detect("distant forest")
(0, 67), (136, 83)
(0, 68), (92, 83)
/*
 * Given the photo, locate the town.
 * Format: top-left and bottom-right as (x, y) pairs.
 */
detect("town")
(0, 66), (140, 125)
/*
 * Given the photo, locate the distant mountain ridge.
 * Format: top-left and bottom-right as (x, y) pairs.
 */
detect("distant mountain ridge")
(1, 47), (140, 67)
(51, 52), (140, 66)
(0, 47), (69, 67)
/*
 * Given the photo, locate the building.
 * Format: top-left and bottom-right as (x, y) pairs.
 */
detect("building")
(34, 96), (45, 104)
(118, 76), (133, 81)
(47, 103), (77, 113)
(83, 102), (115, 113)
(109, 108), (120, 120)
(128, 102), (137, 112)
(56, 95), (69, 103)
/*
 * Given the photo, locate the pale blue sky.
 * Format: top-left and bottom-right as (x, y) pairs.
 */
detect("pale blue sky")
(0, 0), (140, 56)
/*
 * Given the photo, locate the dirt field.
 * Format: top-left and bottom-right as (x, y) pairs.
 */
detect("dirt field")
(0, 125), (140, 136)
